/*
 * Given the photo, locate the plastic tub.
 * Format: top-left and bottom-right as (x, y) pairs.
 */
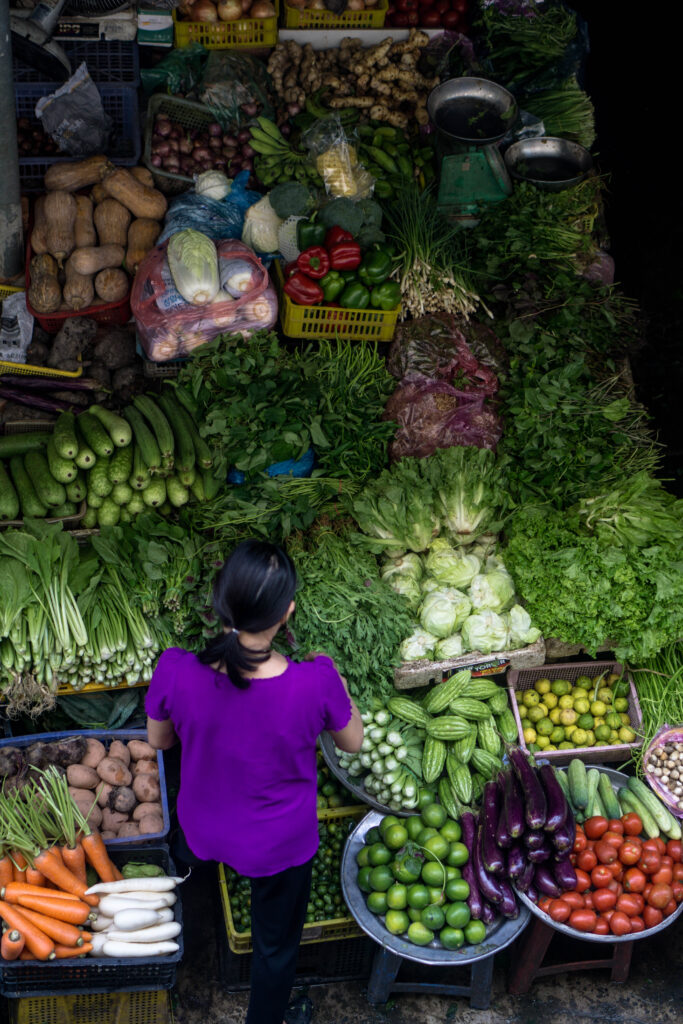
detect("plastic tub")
(172, 7), (278, 50)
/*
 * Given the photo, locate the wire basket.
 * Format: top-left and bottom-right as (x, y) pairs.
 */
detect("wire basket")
(0, 501), (87, 532)
(13, 40), (140, 86)
(143, 94), (219, 197)
(7, 989), (173, 1024)
(172, 7), (278, 50)
(283, 0), (387, 27)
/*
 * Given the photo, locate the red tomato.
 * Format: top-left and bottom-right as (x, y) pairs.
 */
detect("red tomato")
(391, 10), (410, 23)
(618, 841), (642, 866)
(434, 0), (449, 10)
(608, 819), (625, 835)
(548, 899), (571, 923)
(651, 866), (673, 886)
(406, 9), (419, 22)
(591, 865), (614, 888)
(538, 896), (553, 913)
(594, 917), (610, 935)
(576, 849), (597, 872)
(616, 894), (642, 917)
(595, 840), (618, 865)
(644, 883), (652, 902)
(452, 0), (467, 10)
(418, 0), (434, 6)
(573, 831), (587, 853)
(673, 864), (683, 882)
(561, 891), (585, 910)
(569, 909), (597, 933)
(601, 910), (614, 923)
(666, 839), (682, 862)
(663, 899), (677, 918)
(602, 831), (625, 849)
(420, 9), (442, 23)
(592, 888), (617, 913)
(574, 869), (591, 893)
(623, 868), (646, 893)
(648, 882), (673, 909)
(584, 816), (609, 840)
(609, 911), (631, 936)
(442, 9), (461, 27)
(643, 838), (666, 855)
(583, 892), (594, 910)
(671, 881), (683, 903)
(629, 915), (645, 933)
(638, 851), (662, 875)
(607, 861), (623, 879)
(621, 813), (643, 836)
(643, 905), (663, 929)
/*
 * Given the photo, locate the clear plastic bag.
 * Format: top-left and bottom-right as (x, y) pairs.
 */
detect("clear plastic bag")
(642, 724), (683, 819)
(303, 116), (373, 199)
(158, 171), (261, 244)
(387, 313), (501, 393)
(132, 239), (278, 361)
(35, 64), (111, 156)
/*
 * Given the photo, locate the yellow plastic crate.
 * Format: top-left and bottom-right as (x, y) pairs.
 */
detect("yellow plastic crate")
(8, 989), (174, 1024)
(219, 806), (363, 954)
(0, 284), (24, 301)
(275, 262), (400, 342)
(1, 285), (82, 379)
(283, 0), (386, 28)
(172, 8), (277, 49)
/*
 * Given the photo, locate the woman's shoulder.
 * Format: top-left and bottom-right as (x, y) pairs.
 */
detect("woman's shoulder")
(290, 654), (341, 684)
(154, 646), (198, 678)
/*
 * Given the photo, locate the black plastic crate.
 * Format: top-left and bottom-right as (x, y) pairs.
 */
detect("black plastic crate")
(218, 931), (375, 991)
(13, 40), (140, 85)
(0, 846), (182, 998)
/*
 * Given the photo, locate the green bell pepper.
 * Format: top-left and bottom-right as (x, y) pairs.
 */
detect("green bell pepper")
(320, 270), (346, 302)
(338, 270), (358, 284)
(339, 282), (370, 309)
(358, 246), (393, 287)
(370, 280), (401, 310)
(296, 219), (326, 249)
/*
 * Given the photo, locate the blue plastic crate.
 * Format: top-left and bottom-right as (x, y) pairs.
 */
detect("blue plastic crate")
(15, 83), (141, 193)
(0, 729), (170, 846)
(13, 40), (140, 86)
(0, 844), (182, 998)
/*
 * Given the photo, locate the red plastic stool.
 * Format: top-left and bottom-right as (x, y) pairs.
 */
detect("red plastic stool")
(507, 916), (634, 994)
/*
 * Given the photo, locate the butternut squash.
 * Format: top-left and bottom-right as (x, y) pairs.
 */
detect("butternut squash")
(101, 168), (167, 221)
(74, 196), (97, 249)
(43, 190), (77, 266)
(91, 183), (108, 205)
(44, 155), (109, 193)
(94, 198), (131, 247)
(130, 166), (155, 189)
(63, 256), (95, 311)
(94, 268), (129, 304)
(125, 218), (161, 274)
(28, 272), (62, 315)
(31, 196), (49, 256)
(30, 254), (59, 279)
(69, 245), (125, 276)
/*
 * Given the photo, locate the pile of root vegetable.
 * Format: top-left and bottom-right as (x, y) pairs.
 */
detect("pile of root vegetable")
(267, 30), (437, 128)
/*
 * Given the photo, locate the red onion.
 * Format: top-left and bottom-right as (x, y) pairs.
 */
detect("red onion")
(214, 158), (227, 170)
(193, 146), (212, 162)
(168, 138), (179, 153)
(169, 127), (181, 140)
(223, 146), (237, 159)
(223, 134), (238, 147)
(209, 136), (222, 151)
(179, 136), (193, 155)
(237, 129), (251, 144)
(151, 154), (163, 168)
(165, 160), (180, 174)
(280, 123), (292, 138)
(155, 118), (171, 138)
(286, 105), (300, 118)
(208, 123), (223, 136)
(154, 142), (171, 158)
(241, 143), (255, 159)
(241, 102), (258, 118)
(240, 157), (253, 171)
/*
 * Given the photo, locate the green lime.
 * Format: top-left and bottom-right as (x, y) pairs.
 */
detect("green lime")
(405, 815), (424, 841)
(368, 843), (392, 866)
(365, 827), (382, 845)
(422, 861), (447, 887)
(550, 726), (566, 744)
(385, 909), (410, 935)
(439, 819), (462, 843)
(421, 803), (447, 829)
(406, 884), (430, 910)
(383, 824), (409, 851)
(427, 886), (446, 906)
(446, 866), (461, 881)
(386, 883), (408, 910)
(550, 679), (571, 696)
(423, 834), (449, 863)
(605, 712), (622, 729)
(418, 788), (436, 809)
(445, 877), (470, 902)
(577, 713), (594, 730)
(522, 690), (540, 707)
(379, 815), (400, 837)
(356, 846), (370, 867)
(445, 901), (471, 928)
(464, 919), (486, 944)
(440, 926), (465, 950)
(366, 891), (388, 915)
(417, 827), (438, 845)
(527, 705), (547, 724)
(421, 904), (446, 930)
(536, 717), (554, 737)
(391, 854), (422, 884)
(408, 907), (422, 923)
(369, 865), (394, 892)
(357, 866), (374, 893)
(614, 697), (629, 713)
(407, 921), (434, 946)
(447, 842), (469, 867)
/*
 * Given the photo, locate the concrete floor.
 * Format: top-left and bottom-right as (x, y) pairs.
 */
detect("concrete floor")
(174, 863), (683, 1024)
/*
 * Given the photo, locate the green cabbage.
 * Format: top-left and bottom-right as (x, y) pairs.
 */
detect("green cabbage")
(352, 461), (439, 554)
(381, 553), (423, 582)
(421, 577), (440, 595)
(434, 635), (464, 660)
(400, 626), (438, 662)
(426, 447), (507, 545)
(419, 588), (471, 638)
(425, 541), (481, 589)
(505, 604), (541, 648)
(167, 229), (220, 306)
(461, 611), (510, 654)
(468, 569), (515, 614)
(387, 574), (422, 610)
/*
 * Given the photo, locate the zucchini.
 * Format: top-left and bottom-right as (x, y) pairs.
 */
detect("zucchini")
(123, 408), (161, 473)
(567, 758), (588, 810)
(109, 444), (133, 485)
(89, 456), (113, 498)
(126, 492), (145, 516)
(157, 392), (195, 473)
(0, 432), (52, 459)
(133, 395), (174, 460)
(51, 501), (78, 518)
(111, 482), (133, 506)
(53, 412), (79, 460)
(142, 477), (166, 508)
(9, 457), (47, 519)
(46, 436), (77, 483)
(201, 466), (221, 500)
(166, 476), (189, 508)
(585, 768), (600, 818)
(119, 507), (132, 523)
(190, 472), (205, 503)
(627, 777), (681, 838)
(128, 445), (151, 490)
(66, 472), (87, 504)
(81, 506), (98, 529)
(0, 461), (20, 520)
(598, 771), (621, 821)
(86, 489), (103, 510)
(77, 412), (114, 457)
(618, 787), (660, 838)
(25, 451), (66, 508)
(178, 465), (196, 488)
(74, 440), (96, 470)
(182, 406), (213, 469)
(97, 498), (121, 527)
(89, 405), (132, 448)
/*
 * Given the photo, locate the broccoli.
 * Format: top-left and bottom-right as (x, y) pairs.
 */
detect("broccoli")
(318, 197), (364, 236)
(268, 182), (312, 219)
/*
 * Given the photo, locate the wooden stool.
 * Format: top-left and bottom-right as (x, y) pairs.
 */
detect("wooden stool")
(507, 916), (634, 995)
(367, 945), (495, 1009)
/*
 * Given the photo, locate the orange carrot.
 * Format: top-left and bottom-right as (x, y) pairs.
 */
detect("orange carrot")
(81, 832), (118, 884)
(15, 895), (92, 926)
(12, 906), (85, 948)
(11, 851), (27, 883)
(33, 849), (98, 906)
(19, 949), (34, 961)
(0, 856), (13, 888)
(0, 901), (55, 961)
(26, 868), (46, 887)
(112, 864), (124, 882)
(54, 942), (92, 958)
(2, 883), (81, 903)
(61, 842), (87, 887)
(79, 931), (92, 942)
(1, 928), (25, 960)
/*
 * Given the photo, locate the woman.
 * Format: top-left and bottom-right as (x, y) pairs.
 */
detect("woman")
(145, 539), (363, 1024)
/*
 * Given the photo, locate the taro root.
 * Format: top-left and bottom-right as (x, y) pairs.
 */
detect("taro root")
(0, 747), (23, 778)
(24, 742), (54, 770)
(108, 786), (137, 815)
(52, 735), (88, 767)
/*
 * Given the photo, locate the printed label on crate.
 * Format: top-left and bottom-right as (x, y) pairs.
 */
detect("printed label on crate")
(443, 658), (510, 682)
(138, 9), (174, 45)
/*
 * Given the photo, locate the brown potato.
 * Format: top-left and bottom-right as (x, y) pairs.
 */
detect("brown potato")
(109, 786), (137, 815)
(132, 759), (159, 778)
(108, 739), (131, 766)
(66, 764), (100, 790)
(132, 801), (163, 822)
(96, 782), (113, 808)
(101, 807), (129, 833)
(127, 740), (156, 762)
(132, 774), (160, 804)
(96, 756), (132, 787)
(100, 830), (118, 840)
(137, 814), (164, 836)
(81, 738), (107, 768)
(117, 821), (140, 838)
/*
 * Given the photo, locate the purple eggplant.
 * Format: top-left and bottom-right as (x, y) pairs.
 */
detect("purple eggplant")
(474, 821), (506, 905)
(527, 839), (552, 863)
(523, 829), (545, 850)
(516, 860), (535, 893)
(526, 884), (539, 904)
(509, 746), (547, 830)
(506, 842), (527, 880)
(539, 763), (568, 832)
(495, 772), (513, 848)
(533, 863), (562, 899)
(460, 811), (483, 921)
(551, 799), (575, 855)
(498, 879), (519, 920)
(503, 768), (525, 839)
(480, 900), (497, 925)
(482, 782), (505, 875)
(553, 855), (578, 892)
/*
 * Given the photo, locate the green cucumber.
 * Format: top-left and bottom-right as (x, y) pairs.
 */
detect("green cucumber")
(97, 498), (121, 527)
(128, 445), (150, 490)
(567, 758), (588, 810)
(142, 477), (166, 508)
(25, 451), (66, 508)
(123, 408), (161, 473)
(627, 777), (681, 838)
(190, 473), (205, 503)
(53, 412), (79, 460)
(177, 465), (196, 488)
(89, 405), (132, 448)
(585, 768), (600, 817)
(51, 501), (77, 518)
(77, 412), (114, 457)
(109, 444), (133, 485)
(66, 472), (87, 504)
(89, 456), (113, 498)
(0, 461), (20, 520)
(0, 432), (52, 459)
(618, 788), (660, 838)
(81, 506), (98, 530)
(46, 436), (77, 484)
(9, 457), (47, 518)
(166, 476), (189, 508)
(157, 392), (196, 473)
(598, 771), (621, 821)
(86, 490), (103, 510)
(112, 482), (133, 506)
(126, 492), (145, 516)
(590, 790), (606, 820)
(74, 441), (96, 470)
(119, 507), (132, 523)
(133, 395), (174, 461)
(201, 466), (221, 500)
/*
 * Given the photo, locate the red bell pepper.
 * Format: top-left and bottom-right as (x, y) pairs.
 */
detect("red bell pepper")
(328, 241), (362, 271)
(284, 271), (323, 306)
(283, 261), (299, 279)
(325, 226), (354, 248)
(296, 246), (330, 280)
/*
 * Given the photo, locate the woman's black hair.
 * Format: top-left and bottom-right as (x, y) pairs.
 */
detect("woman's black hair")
(198, 539), (297, 689)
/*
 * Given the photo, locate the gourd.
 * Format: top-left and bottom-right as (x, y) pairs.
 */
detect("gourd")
(74, 196), (97, 248)
(44, 154), (109, 192)
(28, 255), (62, 314)
(125, 219), (161, 274)
(94, 268), (129, 303)
(91, 183), (108, 205)
(30, 254), (58, 279)
(69, 245), (125, 276)
(101, 168), (167, 221)
(63, 255), (95, 311)
(130, 166), (155, 189)
(30, 196), (49, 256)
(94, 198), (131, 247)
(43, 190), (77, 265)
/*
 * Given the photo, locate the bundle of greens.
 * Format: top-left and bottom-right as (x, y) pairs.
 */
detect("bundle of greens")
(475, 0), (579, 91)
(521, 77), (596, 149)
(284, 520), (414, 709)
(630, 644), (683, 777)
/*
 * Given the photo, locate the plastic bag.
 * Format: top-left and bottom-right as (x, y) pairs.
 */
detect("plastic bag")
(132, 239), (278, 361)
(158, 171), (261, 243)
(642, 724), (683, 819)
(387, 313), (501, 394)
(35, 64), (111, 156)
(303, 117), (373, 199)
(200, 52), (274, 128)
(140, 43), (208, 98)
(0, 292), (33, 364)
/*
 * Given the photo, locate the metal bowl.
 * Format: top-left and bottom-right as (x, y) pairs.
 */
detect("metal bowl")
(342, 810), (530, 965)
(515, 764), (683, 942)
(504, 136), (593, 191)
(318, 732), (413, 817)
(427, 77), (518, 145)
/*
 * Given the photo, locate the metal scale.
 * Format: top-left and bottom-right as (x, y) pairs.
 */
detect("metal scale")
(427, 78), (519, 226)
